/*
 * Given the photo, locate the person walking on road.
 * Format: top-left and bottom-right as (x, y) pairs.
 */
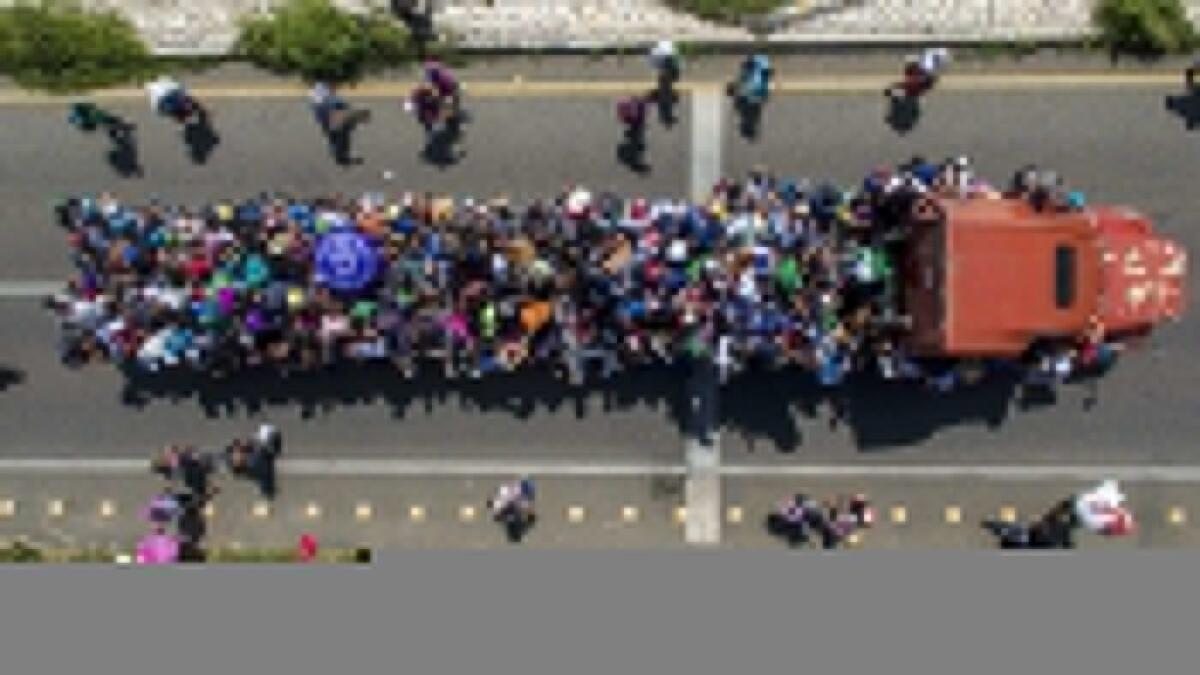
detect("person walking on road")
(648, 40), (682, 126)
(616, 94), (651, 171)
(146, 76), (203, 125)
(310, 81), (371, 165)
(488, 476), (536, 543)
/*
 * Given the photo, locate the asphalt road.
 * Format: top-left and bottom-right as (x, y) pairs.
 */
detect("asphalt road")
(1, 88), (1198, 463)
(2, 472), (1194, 550)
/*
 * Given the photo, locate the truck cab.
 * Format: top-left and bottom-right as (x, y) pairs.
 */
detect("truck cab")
(899, 197), (1186, 358)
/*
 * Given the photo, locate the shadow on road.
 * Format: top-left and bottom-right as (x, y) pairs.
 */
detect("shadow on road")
(0, 366), (25, 392)
(105, 121), (143, 178)
(885, 94), (922, 135)
(421, 113), (468, 169)
(1164, 91), (1200, 130)
(111, 361), (1077, 453)
(731, 96), (765, 141)
(183, 110), (221, 164)
(616, 128), (651, 174)
(327, 109), (373, 166)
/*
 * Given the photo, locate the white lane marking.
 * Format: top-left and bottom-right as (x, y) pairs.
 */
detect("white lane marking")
(720, 465), (1200, 481)
(0, 282), (60, 298)
(690, 86), (723, 204)
(6, 459), (1200, 482)
(0, 458), (687, 476)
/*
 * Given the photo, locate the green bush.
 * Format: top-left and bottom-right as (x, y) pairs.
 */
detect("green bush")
(1094, 0), (1198, 55)
(0, 0), (154, 92)
(236, 0), (411, 83)
(0, 542), (45, 563)
(666, 0), (786, 24)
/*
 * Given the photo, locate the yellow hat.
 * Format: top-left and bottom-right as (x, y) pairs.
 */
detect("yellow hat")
(287, 288), (305, 309)
(216, 204), (234, 222)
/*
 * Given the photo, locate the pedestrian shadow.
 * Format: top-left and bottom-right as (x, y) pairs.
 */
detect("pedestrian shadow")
(617, 128), (651, 174)
(885, 94), (922, 135)
(421, 113), (467, 169)
(183, 110), (221, 164)
(731, 96), (765, 141)
(107, 356), (1100, 454)
(1164, 91), (1200, 130)
(327, 109), (373, 166)
(104, 121), (143, 178)
(653, 79), (680, 128)
(0, 366), (24, 392)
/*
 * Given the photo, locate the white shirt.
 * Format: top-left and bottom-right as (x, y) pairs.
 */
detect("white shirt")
(919, 48), (949, 76)
(648, 40), (678, 68)
(146, 77), (182, 110)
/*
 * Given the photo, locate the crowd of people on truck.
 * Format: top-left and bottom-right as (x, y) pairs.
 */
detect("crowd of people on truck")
(45, 155), (1121, 389)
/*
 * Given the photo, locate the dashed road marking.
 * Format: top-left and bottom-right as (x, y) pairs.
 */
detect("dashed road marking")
(674, 506), (688, 525)
(355, 502), (373, 521)
(305, 502), (322, 519)
(846, 532), (863, 547)
(459, 505), (478, 523)
(726, 506), (744, 524)
(945, 506), (962, 524)
(115, 554), (133, 565)
(999, 506), (1018, 524)
(1168, 507), (1187, 526)
(203, 503), (216, 519)
(621, 506), (640, 523)
(47, 500), (65, 518)
(0, 499), (15, 518)
(567, 506), (586, 523)
(252, 501), (271, 518)
(409, 505), (427, 523)
(99, 500), (116, 518)
(890, 506), (908, 525)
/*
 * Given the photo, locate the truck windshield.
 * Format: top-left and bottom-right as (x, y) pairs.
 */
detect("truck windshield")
(1055, 246), (1076, 309)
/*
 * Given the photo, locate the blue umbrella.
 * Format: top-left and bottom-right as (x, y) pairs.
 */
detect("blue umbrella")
(314, 230), (380, 292)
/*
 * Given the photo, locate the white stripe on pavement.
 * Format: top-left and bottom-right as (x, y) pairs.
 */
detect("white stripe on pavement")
(0, 458), (687, 476)
(3, 459), (1200, 481)
(720, 465), (1200, 482)
(690, 86), (723, 203)
(0, 281), (60, 298)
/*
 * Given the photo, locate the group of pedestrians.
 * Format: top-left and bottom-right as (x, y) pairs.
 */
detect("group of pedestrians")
(141, 424), (282, 562)
(45, 155), (1116, 390)
(766, 492), (874, 549)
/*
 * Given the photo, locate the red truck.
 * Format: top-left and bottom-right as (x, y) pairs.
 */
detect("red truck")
(899, 196), (1187, 358)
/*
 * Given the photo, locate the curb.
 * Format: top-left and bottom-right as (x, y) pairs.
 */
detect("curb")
(146, 34), (1099, 59)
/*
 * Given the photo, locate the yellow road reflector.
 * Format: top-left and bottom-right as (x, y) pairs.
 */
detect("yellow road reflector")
(999, 506), (1018, 524)
(354, 502), (373, 521)
(890, 506), (908, 524)
(726, 506), (744, 524)
(621, 505), (640, 522)
(409, 505), (427, 523)
(674, 506), (687, 524)
(1168, 507), (1187, 526)
(567, 506), (586, 523)
(48, 499), (65, 517)
(0, 499), (15, 518)
(459, 505), (478, 522)
(252, 501), (271, 518)
(944, 506), (962, 524)
(99, 500), (116, 518)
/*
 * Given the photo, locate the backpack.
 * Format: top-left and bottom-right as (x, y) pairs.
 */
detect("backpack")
(617, 97), (643, 126)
